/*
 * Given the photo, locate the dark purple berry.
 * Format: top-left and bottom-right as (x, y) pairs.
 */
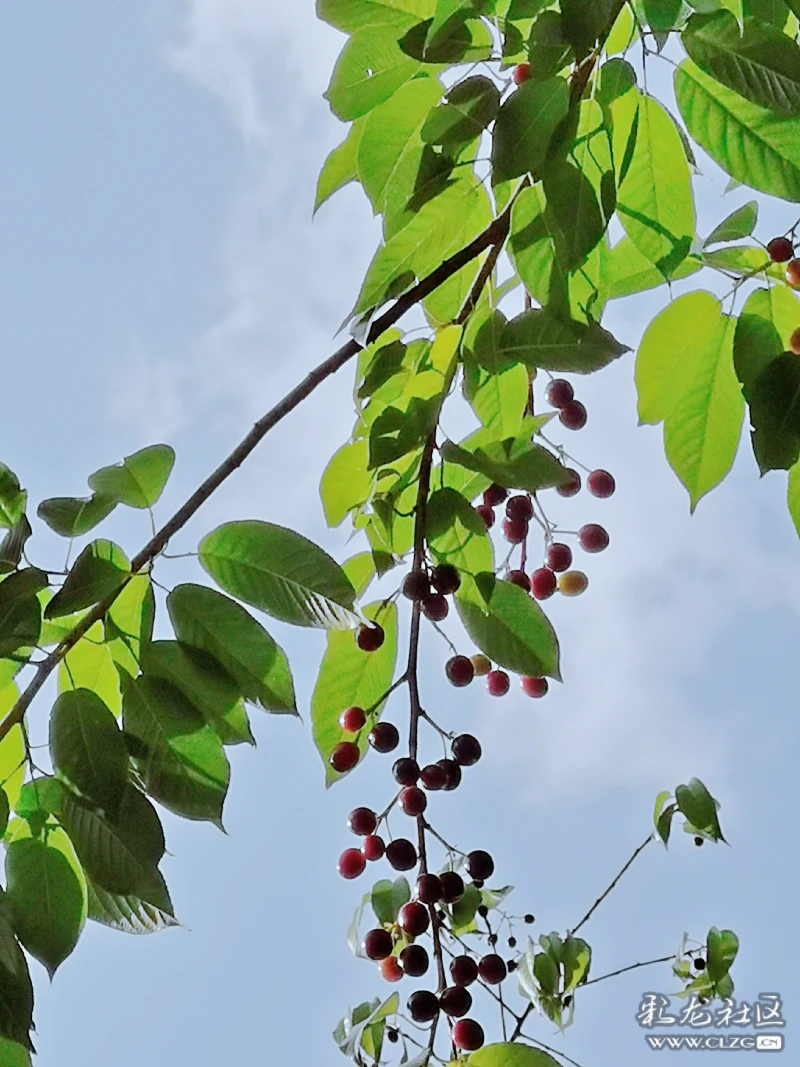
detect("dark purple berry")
(368, 722), (399, 753)
(466, 850), (494, 881)
(357, 623), (385, 651)
(400, 786), (427, 816)
(348, 807), (377, 836)
(451, 734), (481, 767)
(399, 944), (429, 977)
(386, 838), (418, 871)
(446, 655), (474, 687)
(546, 379), (574, 408)
(478, 953), (507, 984)
(440, 986), (472, 1017)
(330, 742), (359, 773)
(364, 928), (394, 960)
(506, 494), (533, 522)
(431, 564), (460, 595)
(393, 757), (420, 786)
(439, 871), (465, 903)
(450, 955), (479, 987)
(408, 990), (439, 1023)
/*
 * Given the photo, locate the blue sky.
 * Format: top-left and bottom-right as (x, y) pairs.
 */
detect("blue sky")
(3, 2), (799, 1064)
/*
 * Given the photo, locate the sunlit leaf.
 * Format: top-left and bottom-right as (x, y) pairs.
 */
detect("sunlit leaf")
(89, 445), (175, 509)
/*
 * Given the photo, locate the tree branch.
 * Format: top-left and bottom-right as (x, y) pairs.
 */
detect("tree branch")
(570, 833), (654, 937)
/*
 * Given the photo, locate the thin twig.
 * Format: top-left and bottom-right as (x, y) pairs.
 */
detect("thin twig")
(571, 833), (654, 937)
(582, 954), (675, 988)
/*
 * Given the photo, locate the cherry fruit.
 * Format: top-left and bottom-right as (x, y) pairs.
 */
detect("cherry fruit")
(399, 901), (430, 937)
(422, 593), (449, 622)
(546, 543), (572, 572)
(364, 928), (394, 961)
(768, 236), (794, 262)
(521, 676), (548, 698)
(791, 326), (800, 355)
(578, 523), (609, 553)
(402, 572), (431, 601)
(381, 956), (403, 983)
(506, 494), (534, 522)
(368, 721), (399, 753)
(487, 670), (510, 696)
(440, 986), (472, 1018)
(408, 990), (439, 1023)
(466, 850), (494, 881)
(478, 953), (507, 984)
(348, 807), (377, 836)
(453, 1019), (485, 1051)
(420, 763), (447, 790)
(471, 653), (492, 676)
(400, 786), (427, 816)
(438, 758), (462, 791)
(503, 517), (528, 544)
(513, 62), (532, 85)
(532, 567), (557, 600)
(339, 706), (366, 733)
(399, 944), (429, 977)
(450, 955), (479, 987)
(787, 258), (800, 287)
(393, 758), (420, 786)
(386, 838), (418, 871)
(508, 569), (531, 592)
(446, 655), (474, 687)
(559, 399), (588, 430)
(588, 469), (615, 498)
(417, 874), (443, 904)
(431, 563), (460, 594)
(362, 835), (386, 861)
(558, 570), (588, 597)
(330, 741), (359, 774)
(452, 734), (482, 766)
(357, 624), (385, 651)
(338, 848), (366, 880)
(439, 871), (465, 903)
(546, 378), (574, 408)
(475, 504), (495, 529)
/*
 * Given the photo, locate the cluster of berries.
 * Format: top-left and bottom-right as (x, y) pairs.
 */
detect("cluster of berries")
(444, 652), (549, 699)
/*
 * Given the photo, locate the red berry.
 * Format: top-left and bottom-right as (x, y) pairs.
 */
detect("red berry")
(452, 734), (481, 767)
(393, 758), (420, 786)
(446, 655), (474, 687)
(438, 757), (462, 791)
(417, 874), (443, 904)
(368, 722), (399, 753)
(768, 236), (794, 262)
(475, 504), (495, 528)
(440, 986), (472, 1017)
(507, 569), (531, 592)
(400, 786), (427, 816)
(330, 741), (360, 774)
(790, 326), (800, 355)
(339, 705), (366, 732)
(439, 871), (465, 902)
(506, 494), (533, 522)
(364, 928), (394, 960)
(408, 990), (439, 1023)
(483, 483), (507, 507)
(556, 468), (582, 497)
(381, 955), (403, 982)
(546, 543), (572, 572)
(787, 258), (800, 287)
(513, 62), (532, 85)
(532, 567), (557, 600)
(357, 623), (385, 651)
(466, 849), (494, 881)
(420, 763), (447, 790)
(399, 944), (429, 977)
(422, 593), (449, 622)
(402, 572), (431, 601)
(348, 807), (377, 836)
(453, 1019), (485, 1051)
(450, 955), (479, 987)
(559, 399), (588, 430)
(399, 901), (430, 937)
(386, 838), (417, 871)
(487, 670), (510, 697)
(431, 563), (460, 594)
(578, 523), (609, 553)
(478, 953), (507, 984)
(503, 517), (528, 544)
(546, 378), (574, 408)
(338, 848), (366, 880)
(588, 469), (615, 498)
(521, 676), (548, 698)
(362, 834), (386, 861)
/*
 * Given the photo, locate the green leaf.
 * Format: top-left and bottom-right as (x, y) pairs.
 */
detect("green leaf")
(0, 517), (32, 576)
(58, 622), (121, 719)
(37, 494), (117, 538)
(88, 445), (175, 509)
(611, 89), (696, 275)
(357, 76), (443, 230)
(684, 10), (800, 114)
(58, 784), (167, 900)
(703, 200), (758, 246)
(0, 905), (34, 1052)
(421, 75), (500, 148)
(104, 573), (155, 677)
(502, 307), (629, 373)
(371, 876), (410, 924)
(0, 1037), (32, 1066)
(675, 59), (800, 200)
(451, 881), (482, 934)
(342, 553), (376, 598)
(606, 3), (638, 53)
(734, 286), (800, 395)
(45, 540), (129, 620)
(542, 161), (606, 272)
(5, 838), (83, 977)
(122, 675), (230, 827)
(656, 802), (678, 846)
(0, 697), (25, 810)
(644, 0), (683, 29)
(456, 572), (561, 679)
(663, 313), (743, 509)
(788, 459), (800, 537)
(441, 436), (569, 494)
(311, 601), (398, 785)
(526, 11), (572, 78)
(199, 520), (356, 629)
(49, 689), (129, 811)
(607, 236), (701, 299)
(491, 77), (570, 182)
(534, 948), (560, 994)
(168, 584), (296, 715)
(86, 879), (178, 935)
(706, 927), (739, 983)
(0, 789), (8, 837)
(637, 291), (727, 423)
(561, 0), (618, 52)
(325, 23), (426, 121)
(0, 467), (26, 531)
(315, 118), (365, 213)
(470, 1044), (560, 1067)
(675, 777), (726, 841)
(563, 936), (591, 992)
(318, 0), (435, 34)
(426, 488), (494, 576)
(141, 641), (255, 747)
(748, 353), (800, 471)
(0, 570), (46, 659)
